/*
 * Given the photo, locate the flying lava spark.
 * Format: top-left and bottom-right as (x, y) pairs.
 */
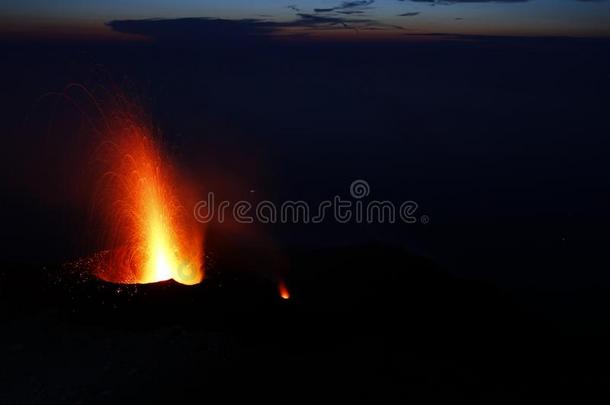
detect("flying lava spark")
(89, 95), (204, 285)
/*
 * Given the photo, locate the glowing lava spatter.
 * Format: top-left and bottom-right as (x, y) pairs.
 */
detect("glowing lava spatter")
(92, 100), (203, 285)
(279, 281), (290, 300)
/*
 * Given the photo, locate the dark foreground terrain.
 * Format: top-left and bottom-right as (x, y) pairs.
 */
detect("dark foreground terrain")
(1, 245), (610, 404)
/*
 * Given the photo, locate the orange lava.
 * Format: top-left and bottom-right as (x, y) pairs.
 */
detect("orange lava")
(279, 281), (290, 300)
(92, 100), (203, 285)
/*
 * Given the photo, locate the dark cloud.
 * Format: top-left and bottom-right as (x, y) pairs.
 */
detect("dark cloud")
(404, 0), (529, 3)
(402, 0), (606, 5)
(398, 12), (421, 16)
(294, 13), (368, 28)
(340, 0), (376, 8)
(400, 0), (607, 3)
(313, 0), (375, 14)
(107, 18), (278, 41)
(106, 15), (386, 41)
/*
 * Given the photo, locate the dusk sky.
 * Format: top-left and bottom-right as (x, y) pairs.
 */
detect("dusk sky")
(2, 0), (610, 39)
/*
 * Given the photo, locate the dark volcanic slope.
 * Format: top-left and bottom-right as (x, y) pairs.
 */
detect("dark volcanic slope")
(1, 246), (609, 403)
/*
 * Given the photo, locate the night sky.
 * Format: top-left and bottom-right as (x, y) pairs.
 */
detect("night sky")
(2, 0), (610, 39)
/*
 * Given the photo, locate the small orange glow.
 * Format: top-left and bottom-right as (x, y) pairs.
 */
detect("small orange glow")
(91, 98), (204, 285)
(279, 281), (290, 300)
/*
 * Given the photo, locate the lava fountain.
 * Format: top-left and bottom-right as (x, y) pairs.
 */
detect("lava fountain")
(90, 98), (204, 285)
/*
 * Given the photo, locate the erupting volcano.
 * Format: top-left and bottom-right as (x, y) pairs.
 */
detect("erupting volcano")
(89, 97), (204, 285)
